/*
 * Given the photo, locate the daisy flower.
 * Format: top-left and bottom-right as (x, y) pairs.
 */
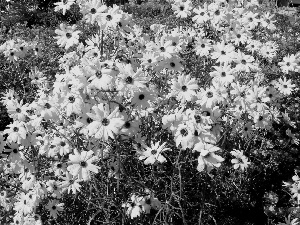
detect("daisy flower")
(278, 54), (298, 74)
(6, 99), (28, 122)
(194, 37), (213, 57)
(150, 36), (175, 59)
(246, 39), (262, 54)
(138, 142), (171, 165)
(46, 180), (62, 198)
(85, 33), (102, 52)
(86, 103), (125, 140)
(122, 194), (144, 219)
(211, 41), (235, 64)
(59, 172), (82, 194)
(54, 23), (81, 49)
(240, 122), (254, 139)
(14, 192), (33, 215)
(169, 74), (199, 103)
(4, 47), (19, 62)
(229, 27), (250, 46)
(234, 50), (257, 72)
(246, 85), (269, 112)
(131, 88), (156, 111)
(193, 5), (209, 24)
(54, 0), (75, 15)
(117, 64), (150, 97)
(63, 92), (84, 116)
(67, 150), (100, 181)
(1, 89), (16, 106)
(274, 77), (296, 95)
(99, 5), (122, 30)
(196, 85), (219, 108)
(162, 56), (184, 72)
(174, 122), (195, 150)
(253, 111), (271, 129)
(121, 118), (141, 137)
(80, 0), (107, 25)
(210, 64), (235, 86)
(45, 200), (64, 219)
(3, 121), (27, 144)
(230, 149), (250, 171)
(51, 136), (71, 156)
(172, 0), (193, 18)
(140, 51), (159, 67)
(193, 142), (224, 173)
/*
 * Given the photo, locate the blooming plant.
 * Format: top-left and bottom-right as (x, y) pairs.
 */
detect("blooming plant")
(0, 0), (300, 224)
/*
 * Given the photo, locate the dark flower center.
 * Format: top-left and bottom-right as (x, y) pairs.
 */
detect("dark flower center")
(160, 47), (165, 52)
(16, 108), (21, 113)
(179, 6), (184, 11)
(237, 34), (241, 38)
(258, 115), (264, 121)
(139, 94), (145, 100)
(170, 62), (175, 67)
(221, 72), (226, 77)
(181, 86), (187, 91)
(68, 96), (75, 103)
(80, 161), (87, 167)
(52, 206), (56, 210)
(87, 117), (93, 123)
(147, 59), (152, 63)
(194, 130), (199, 136)
(13, 127), (19, 132)
(66, 33), (72, 39)
(106, 15), (112, 21)
(125, 76), (133, 84)
(180, 128), (189, 137)
(44, 103), (51, 109)
(96, 71), (102, 79)
(124, 121), (131, 128)
(57, 163), (62, 168)
(221, 50), (226, 55)
(90, 8), (96, 14)
(241, 59), (247, 65)
(102, 118), (110, 126)
(201, 44), (205, 48)
(206, 91), (213, 98)
(151, 150), (157, 155)
(60, 141), (66, 147)
(13, 149), (18, 153)
(202, 111), (211, 117)
(194, 115), (202, 123)
(200, 12), (205, 16)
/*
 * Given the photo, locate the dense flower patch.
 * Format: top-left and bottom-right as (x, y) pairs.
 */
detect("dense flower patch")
(0, 0), (300, 224)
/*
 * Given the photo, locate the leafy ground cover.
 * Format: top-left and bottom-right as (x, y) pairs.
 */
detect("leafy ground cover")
(0, 0), (300, 225)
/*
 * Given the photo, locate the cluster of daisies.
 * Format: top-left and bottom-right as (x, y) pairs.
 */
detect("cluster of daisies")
(0, 0), (299, 223)
(0, 39), (42, 62)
